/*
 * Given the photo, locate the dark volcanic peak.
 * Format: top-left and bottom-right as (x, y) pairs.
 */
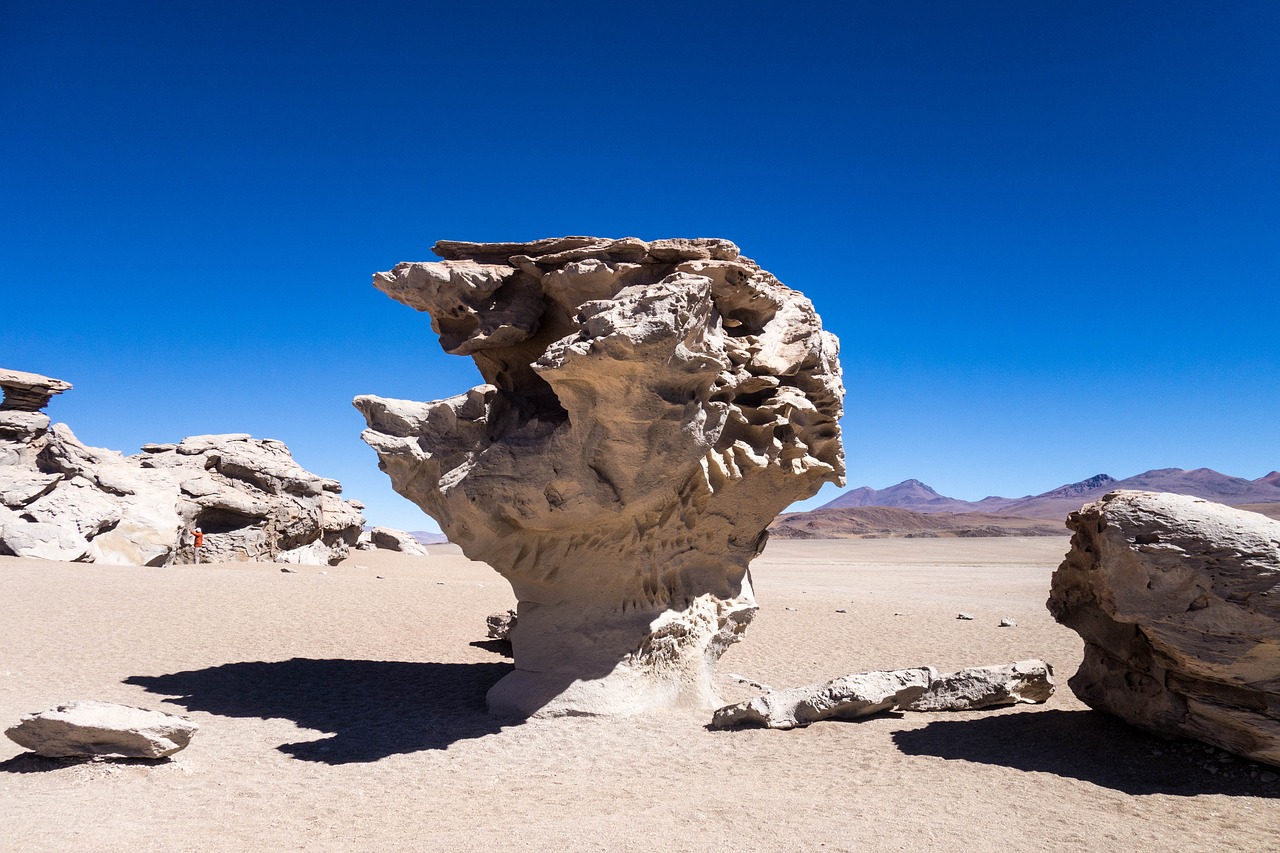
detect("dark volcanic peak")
(1256, 471), (1280, 487)
(1040, 474), (1117, 498)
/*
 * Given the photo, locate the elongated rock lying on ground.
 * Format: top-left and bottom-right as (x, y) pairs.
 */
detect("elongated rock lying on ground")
(6, 700), (198, 759)
(903, 660), (1054, 711)
(1048, 490), (1280, 767)
(0, 369), (364, 566)
(712, 668), (935, 729)
(356, 237), (844, 716)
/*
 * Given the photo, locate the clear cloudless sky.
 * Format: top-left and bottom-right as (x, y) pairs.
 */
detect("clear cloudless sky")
(3, 1), (1277, 531)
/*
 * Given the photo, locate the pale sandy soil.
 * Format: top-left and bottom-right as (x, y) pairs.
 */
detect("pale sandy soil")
(1, 538), (1276, 852)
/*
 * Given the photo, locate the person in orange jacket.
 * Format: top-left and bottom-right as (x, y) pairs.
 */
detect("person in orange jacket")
(191, 527), (204, 564)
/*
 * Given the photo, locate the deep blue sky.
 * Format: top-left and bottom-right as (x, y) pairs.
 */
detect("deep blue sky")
(4, 2), (1277, 530)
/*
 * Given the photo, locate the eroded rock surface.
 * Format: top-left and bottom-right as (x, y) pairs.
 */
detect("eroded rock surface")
(0, 368), (72, 413)
(0, 369), (364, 566)
(1048, 490), (1280, 767)
(904, 660), (1054, 711)
(6, 700), (198, 759)
(368, 526), (428, 556)
(356, 237), (844, 716)
(712, 668), (935, 729)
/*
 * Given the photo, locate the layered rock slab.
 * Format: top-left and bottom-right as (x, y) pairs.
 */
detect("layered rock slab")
(356, 237), (844, 716)
(1048, 490), (1280, 767)
(6, 701), (198, 759)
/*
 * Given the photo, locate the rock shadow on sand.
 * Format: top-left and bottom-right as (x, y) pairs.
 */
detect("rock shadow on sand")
(892, 709), (1278, 797)
(126, 658), (516, 764)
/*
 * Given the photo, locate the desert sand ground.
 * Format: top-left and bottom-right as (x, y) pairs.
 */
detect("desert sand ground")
(1, 537), (1276, 852)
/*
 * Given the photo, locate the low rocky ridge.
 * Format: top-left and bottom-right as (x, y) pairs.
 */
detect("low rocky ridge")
(1048, 490), (1280, 767)
(770, 506), (1064, 539)
(0, 369), (364, 566)
(821, 469), (1280, 520)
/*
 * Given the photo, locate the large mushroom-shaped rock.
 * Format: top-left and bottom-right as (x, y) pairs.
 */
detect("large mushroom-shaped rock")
(356, 237), (844, 716)
(1048, 490), (1280, 767)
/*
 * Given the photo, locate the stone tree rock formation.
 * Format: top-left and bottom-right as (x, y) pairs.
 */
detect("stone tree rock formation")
(355, 237), (844, 716)
(0, 369), (364, 566)
(1048, 490), (1280, 767)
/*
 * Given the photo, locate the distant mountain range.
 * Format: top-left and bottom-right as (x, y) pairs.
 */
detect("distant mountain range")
(819, 468), (1280, 521)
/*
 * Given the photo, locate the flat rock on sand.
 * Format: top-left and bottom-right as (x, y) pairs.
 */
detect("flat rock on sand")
(6, 700), (198, 759)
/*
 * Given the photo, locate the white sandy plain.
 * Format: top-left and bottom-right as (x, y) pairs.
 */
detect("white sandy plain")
(1, 537), (1276, 852)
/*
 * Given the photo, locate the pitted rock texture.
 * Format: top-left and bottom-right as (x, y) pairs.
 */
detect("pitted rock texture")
(356, 237), (844, 716)
(1048, 490), (1280, 767)
(0, 370), (364, 566)
(712, 667), (935, 729)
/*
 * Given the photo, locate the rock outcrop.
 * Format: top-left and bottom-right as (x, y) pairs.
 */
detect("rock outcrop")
(368, 526), (428, 556)
(0, 368), (72, 413)
(6, 700), (198, 759)
(903, 660), (1054, 711)
(356, 237), (844, 716)
(0, 369), (364, 566)
(711, 668), (935, 729)
(1048, 490), (1280, 767)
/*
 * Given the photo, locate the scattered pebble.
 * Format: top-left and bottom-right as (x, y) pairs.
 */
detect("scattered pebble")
(956, 613), (974, 621)
(835, 608), (847, 614)
(998, 617), (1017, 627)
(280, 567), (297, 573)
(1262, 771), (1278, 783)
(893, 612), (904, 617)
(784, 606), (798, 612)
(375, 575), (385, 579)
(319, 571), (327, 576)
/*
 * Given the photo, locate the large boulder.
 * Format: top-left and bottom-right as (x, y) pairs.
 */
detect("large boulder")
(1048, 490), (1280, 767)
(0, 368), (365, 566)
(6, 700), (197, 759)
(369, 526), (428, 555)
(356, 237), (844, 716)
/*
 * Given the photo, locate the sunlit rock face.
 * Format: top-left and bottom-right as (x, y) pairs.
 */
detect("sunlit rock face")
(355, 237), (845, 716)
(0, 368), (365, 567)
(1049, 491), (1280, 767)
